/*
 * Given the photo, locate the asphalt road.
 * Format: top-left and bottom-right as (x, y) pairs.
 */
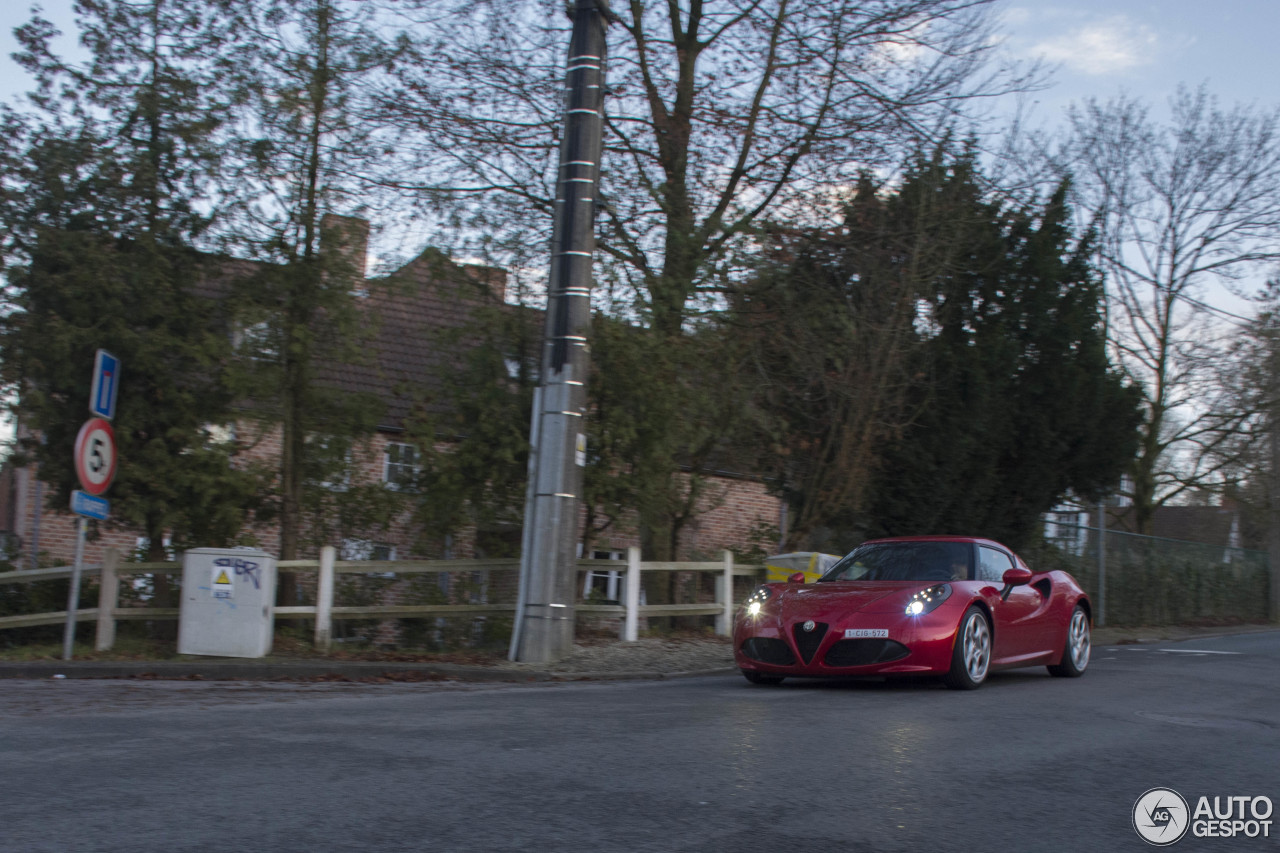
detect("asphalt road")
(3, 632), (1279, 853)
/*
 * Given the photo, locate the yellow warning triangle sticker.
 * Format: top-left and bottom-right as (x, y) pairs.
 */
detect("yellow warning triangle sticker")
(214, 569), (231, 585)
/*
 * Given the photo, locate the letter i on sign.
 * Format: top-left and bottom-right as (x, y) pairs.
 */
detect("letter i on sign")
(90, 349), (120, 421)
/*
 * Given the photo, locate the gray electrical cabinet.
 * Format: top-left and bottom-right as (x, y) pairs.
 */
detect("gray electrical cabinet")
(177, 548), (277, 658)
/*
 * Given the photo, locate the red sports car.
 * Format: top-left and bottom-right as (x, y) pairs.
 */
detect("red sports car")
(734, 536), (1091, 689)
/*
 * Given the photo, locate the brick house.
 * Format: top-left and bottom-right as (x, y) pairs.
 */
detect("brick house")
(0, 217), (783, 572)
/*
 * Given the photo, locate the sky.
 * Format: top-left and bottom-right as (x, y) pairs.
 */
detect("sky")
(995, 1), (1280, 117)
(994, 1), (1280, 318)
(4, 1), (1276, 110)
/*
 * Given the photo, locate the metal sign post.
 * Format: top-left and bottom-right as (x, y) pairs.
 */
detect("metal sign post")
(1096, 499), (1107, 628)
(61, 517), (88, 660)
(511, 0), (612, 663)
(63, 350), (120, 661)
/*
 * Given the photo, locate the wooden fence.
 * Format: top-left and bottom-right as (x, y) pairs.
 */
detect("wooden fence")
(0, 546), (764, 653)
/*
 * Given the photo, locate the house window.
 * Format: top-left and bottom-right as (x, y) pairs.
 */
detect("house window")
(504, 353), (539, 384)
(232, 320), (278, 361)
(202, 423), (237, 445)
(384, 442), (420, 491)
(1044, 510), (1088, 556)
(307, 435), (353, 492)
(341, 538), (397, 577)
(582, 548), (627, 603)
(134, 535), (174, 561)
(342, 539), (394, 560)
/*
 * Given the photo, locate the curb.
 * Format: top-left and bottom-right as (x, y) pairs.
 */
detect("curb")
(0, 660), (740, 684)
(0, 660), (551, 683)
(1093, 623), (1278, 647)
(542, 667), (737, 681)
(7, 624), (1272, 683)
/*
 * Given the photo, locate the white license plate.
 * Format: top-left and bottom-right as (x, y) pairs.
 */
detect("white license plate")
(844, 629), (888, 639)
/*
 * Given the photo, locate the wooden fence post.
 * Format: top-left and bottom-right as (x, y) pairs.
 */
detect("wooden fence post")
(315, 545), (336, 652)
(94, 547), (120, 652)
(624, 546), (640, 642)
(716, 550), (734, 636)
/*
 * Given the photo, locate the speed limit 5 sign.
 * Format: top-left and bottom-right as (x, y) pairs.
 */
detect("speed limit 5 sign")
(74, 417), (117, 496)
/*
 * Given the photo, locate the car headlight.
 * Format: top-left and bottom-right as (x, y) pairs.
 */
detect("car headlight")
(905, 584), (951, 616)
(744, 586), (772, 616)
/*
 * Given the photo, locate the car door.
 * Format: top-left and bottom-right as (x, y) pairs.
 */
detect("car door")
(977, 546), (1043, 662)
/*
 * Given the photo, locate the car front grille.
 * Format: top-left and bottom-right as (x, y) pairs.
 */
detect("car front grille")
(791, 622), (829, 664)
(740, 637), (796, 666)
(823, 639), (910, 668)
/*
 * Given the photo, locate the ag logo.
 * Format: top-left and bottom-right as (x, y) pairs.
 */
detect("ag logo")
(1133, 788), (1190, 845)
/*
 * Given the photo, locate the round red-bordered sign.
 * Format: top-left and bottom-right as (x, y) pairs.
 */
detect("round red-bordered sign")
(74, 417), (117, 496)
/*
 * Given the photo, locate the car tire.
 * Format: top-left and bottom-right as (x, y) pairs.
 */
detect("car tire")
(742, 670), (784, 685)
(943, 606), (991, 690)
(1047, 605), (1090, 678)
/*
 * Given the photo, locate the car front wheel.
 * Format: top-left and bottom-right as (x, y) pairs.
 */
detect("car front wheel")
(1047, 605), (1090, 678)
(943, 606), (991, 690)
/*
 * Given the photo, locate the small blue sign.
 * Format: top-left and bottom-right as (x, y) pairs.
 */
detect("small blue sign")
(90, 349), (120, 420)
(71, 489), (110, 520)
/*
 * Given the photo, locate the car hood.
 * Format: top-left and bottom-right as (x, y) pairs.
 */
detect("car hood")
(775, 582), (908, 621)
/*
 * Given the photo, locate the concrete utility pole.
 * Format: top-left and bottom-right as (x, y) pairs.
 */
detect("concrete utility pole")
(511, 0), (612, 663)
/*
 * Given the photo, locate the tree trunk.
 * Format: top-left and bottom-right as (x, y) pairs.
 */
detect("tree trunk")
(277, 0), (331, 606)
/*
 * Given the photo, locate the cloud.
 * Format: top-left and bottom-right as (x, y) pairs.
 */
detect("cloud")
(1000, 7), (1033, 28)
(1029, 15), (1159, 75)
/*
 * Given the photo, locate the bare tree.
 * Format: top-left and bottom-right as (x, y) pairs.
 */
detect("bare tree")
(374, 0), (1031, 556)
(1203, 285), (1280, 615)
(1052, 87), (1280, 532)
(384, 1), (1029, 322)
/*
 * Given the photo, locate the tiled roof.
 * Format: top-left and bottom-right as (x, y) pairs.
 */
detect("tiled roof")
(318, 251), (512, 431)
(191, 226), (518, 432)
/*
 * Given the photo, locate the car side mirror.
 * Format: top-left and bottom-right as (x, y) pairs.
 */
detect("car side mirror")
(1002, 568), (1032, 586)
(1000, 567), (1032, 601)
(788, 572), (806, 584)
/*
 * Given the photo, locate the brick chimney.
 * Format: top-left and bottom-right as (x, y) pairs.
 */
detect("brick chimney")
(320, 214), (370, 291)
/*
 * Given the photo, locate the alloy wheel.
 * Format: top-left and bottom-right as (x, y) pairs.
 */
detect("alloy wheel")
(964, 612), (990, 681)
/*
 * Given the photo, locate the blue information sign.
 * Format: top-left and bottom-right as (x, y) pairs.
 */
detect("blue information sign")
(90, 349), (120, 420)
(71, 489), (110, 520)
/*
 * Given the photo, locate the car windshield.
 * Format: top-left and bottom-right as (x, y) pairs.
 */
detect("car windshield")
(818, 542), (971, 582)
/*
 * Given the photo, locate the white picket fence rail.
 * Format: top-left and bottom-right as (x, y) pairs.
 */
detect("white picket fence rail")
(0, 546), (763, 652)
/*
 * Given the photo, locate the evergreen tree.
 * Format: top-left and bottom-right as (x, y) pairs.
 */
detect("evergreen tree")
(739, 149), (1142, 552)
(864, 156), (1143, 550)
(223, 0), (405, 581)
(401, 287), (755, 566)
(0, 2), (267, 568)
(404, 296), (540, 556)
(585, 314), (755, 561)
(735, 166), (962, 549)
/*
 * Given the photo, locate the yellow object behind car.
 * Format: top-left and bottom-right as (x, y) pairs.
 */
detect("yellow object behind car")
(763, 552), (841, 584)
